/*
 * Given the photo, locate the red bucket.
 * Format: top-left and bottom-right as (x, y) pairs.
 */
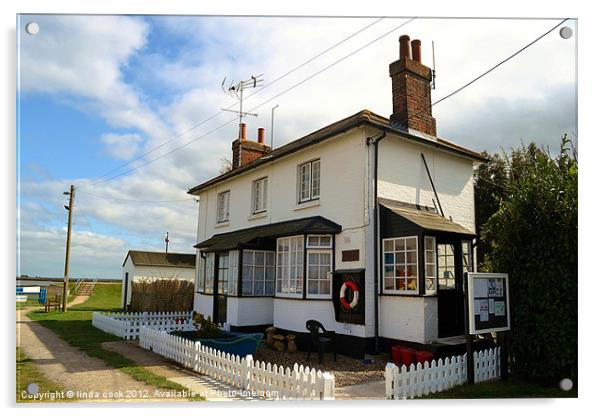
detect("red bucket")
(391, 345), (404, 365)
(415, 350), (434, 364)
(392, 345), (416, 366)
(400, 347), (416, 366)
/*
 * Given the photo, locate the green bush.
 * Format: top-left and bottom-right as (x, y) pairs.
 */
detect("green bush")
(482, 137), (577, 382)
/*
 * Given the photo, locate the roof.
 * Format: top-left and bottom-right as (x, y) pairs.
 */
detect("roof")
(195, 216), (342, 252)
(188, 110), (487, 195)
(123, 250), (196, 268)
(380, 202), (476, 236)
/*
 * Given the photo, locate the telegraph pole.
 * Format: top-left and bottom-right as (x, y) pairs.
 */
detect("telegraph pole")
(62, 185), (75, 312)
(165, 232), (170, 253)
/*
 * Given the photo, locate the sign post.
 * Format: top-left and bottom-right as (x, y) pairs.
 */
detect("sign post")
(464, 272), (511, 384)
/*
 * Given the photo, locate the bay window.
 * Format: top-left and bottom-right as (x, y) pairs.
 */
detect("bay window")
(203, 252), (215, 294)
(276, 235), (304, 297)
(424, 236), (437, 295)
(242, 250), (275, 296)
(383, 236), (418, 294)
(306, 235), (332, 298)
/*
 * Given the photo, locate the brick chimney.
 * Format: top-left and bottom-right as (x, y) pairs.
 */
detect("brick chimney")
(389, 35), (437, 137)
(231, 124), (271, 169)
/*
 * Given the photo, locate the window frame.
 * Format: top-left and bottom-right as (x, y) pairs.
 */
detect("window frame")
(424, 236), (437, 295)
(306, 234), (332, 249)
(382, 236), (419, 295)
(203, 252), (215, 295)
(251, 177), (268, 214)
(217, 190), (230, 223)
(241, 249), (275, 296)
(275, 235), (304, 298)
(298, 159), (321, 203)
(306, 249), (333, 299)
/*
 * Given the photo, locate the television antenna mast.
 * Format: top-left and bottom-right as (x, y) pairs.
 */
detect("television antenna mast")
(221, 74), (264, 139)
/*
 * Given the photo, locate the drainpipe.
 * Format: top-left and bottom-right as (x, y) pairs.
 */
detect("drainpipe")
(368, 130), (386, 353)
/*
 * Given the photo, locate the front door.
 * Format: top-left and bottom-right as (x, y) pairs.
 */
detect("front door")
(213, 252), (228, 324)
(437, 241), (465, 338)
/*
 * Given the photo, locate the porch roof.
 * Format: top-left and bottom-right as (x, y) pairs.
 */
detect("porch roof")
(194, 216), (342, 252)
(380, 202), (476, 236)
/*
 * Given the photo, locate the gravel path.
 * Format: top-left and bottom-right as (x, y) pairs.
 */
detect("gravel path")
(254, 346), (387, 387)
(16, 305), (188, 402)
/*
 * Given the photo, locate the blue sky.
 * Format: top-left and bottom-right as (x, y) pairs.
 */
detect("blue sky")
(16, 15), (577, 278)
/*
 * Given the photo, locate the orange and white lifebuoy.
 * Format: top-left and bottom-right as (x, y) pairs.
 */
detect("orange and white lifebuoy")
(340, 281), (359, 310)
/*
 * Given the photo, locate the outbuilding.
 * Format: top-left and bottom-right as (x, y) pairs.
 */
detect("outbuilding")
(121, 250), (196, 310)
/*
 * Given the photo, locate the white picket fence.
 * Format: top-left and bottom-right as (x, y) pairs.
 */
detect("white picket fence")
(385, 347), (501, 399)
(139, 327), (335, 400)
(92, 311), (195, 339)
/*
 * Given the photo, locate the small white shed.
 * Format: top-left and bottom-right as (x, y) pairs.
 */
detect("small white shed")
(121, 250), (196, 310)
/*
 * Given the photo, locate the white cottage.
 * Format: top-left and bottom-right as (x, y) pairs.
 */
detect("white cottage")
(121, 250), (196, 310)
(188, 36), (485, 357)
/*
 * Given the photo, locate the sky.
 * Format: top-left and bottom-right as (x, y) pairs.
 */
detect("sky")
(16, 15), (577, 279)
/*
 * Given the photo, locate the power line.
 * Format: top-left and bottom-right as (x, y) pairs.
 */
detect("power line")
(85, 17), (387, 187)
(85, 17), (416, 187)
(430, 18), (570, 109)
(77, 189), (197, 205)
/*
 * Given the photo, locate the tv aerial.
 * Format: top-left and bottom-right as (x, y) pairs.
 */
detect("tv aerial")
(221, 74), (264, 139)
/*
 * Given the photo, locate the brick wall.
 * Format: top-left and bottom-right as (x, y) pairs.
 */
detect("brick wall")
(389, 53), (437, 137)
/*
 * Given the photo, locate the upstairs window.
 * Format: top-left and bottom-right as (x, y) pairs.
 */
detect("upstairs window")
(252, 177), (268, 213)
(383, 236), (418, 294)
(298, 159), (320, 203)
(217, 190), (230, 223)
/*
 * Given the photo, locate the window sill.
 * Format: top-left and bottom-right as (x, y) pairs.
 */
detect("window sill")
(306, 294), (332, 300)
(215, 221), (230, 228)
(294, 199), (320, 211)
(248, 211), (267, 221)
(274, 294), (304, 300)
(381, 290), (420, 296)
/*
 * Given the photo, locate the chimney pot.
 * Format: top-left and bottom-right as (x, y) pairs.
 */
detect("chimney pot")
(240, 123), (247, 140)
(258, 128), (265, 144)
(411, 39), (422, 63)
(399, 35), (411, 59)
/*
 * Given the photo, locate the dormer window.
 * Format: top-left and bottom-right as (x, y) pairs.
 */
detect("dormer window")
(298, 159), (320, 203)
(217, 190), (230, 223)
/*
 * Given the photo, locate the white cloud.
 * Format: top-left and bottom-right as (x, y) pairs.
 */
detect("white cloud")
(101, 133), (143, 160)
(18, 16), (577, 277)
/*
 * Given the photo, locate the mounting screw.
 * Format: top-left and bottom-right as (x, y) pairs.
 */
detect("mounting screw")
(559, 26), (573, 39)
(25, 22), (39, 35)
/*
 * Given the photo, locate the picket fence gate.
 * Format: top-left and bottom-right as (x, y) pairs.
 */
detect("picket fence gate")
(92, 311), (195, 339)
(139, 326), (335, 400)
(385, 347), (501, 399)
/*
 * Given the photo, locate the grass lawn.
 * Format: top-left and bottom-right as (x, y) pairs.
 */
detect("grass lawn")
(27, 283), (203, 400)
(16, 347), (74, 403)
(424, 377), (577, 399)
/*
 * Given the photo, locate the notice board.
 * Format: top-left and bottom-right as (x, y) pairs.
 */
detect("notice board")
(467, 273), (510, 335)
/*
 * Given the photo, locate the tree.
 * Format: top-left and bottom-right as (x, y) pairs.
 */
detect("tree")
(481, 136), (577, 382)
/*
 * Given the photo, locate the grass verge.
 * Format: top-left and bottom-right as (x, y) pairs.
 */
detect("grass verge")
(16, 347), (74, 403)
(424, 377), (577, 399)
(27, 283), (203, 401)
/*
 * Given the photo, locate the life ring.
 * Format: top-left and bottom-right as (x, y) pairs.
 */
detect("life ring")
(340, 281), (359, 310)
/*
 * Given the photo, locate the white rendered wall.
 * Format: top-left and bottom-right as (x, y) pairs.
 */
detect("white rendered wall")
(273, 298), (366, 338)
(377, 137), (476, 232)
